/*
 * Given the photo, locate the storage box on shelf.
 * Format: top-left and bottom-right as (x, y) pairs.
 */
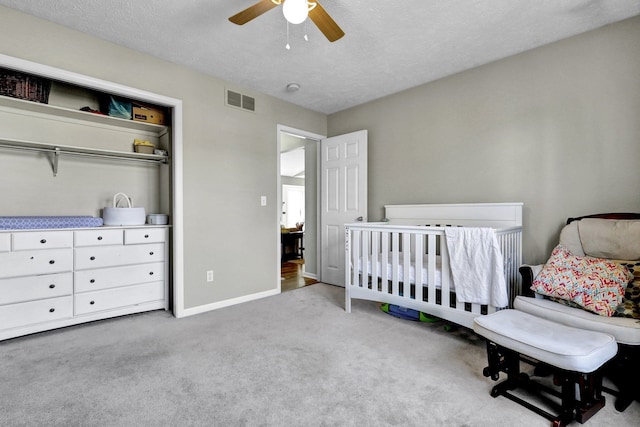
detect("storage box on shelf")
(133, 103), (166, 125)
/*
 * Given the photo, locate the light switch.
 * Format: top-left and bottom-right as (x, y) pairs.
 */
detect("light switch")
(260, 196), (267, 206)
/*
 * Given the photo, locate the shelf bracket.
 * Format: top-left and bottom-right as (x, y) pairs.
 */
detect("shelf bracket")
(52, 147), (60, 177)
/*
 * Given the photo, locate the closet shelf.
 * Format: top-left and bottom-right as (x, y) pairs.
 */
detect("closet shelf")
(0, 95), (168, 136)
(0, 137), (169, 177)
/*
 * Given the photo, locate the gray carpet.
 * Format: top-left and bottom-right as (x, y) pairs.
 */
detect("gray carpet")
(1, 283), (638, 426)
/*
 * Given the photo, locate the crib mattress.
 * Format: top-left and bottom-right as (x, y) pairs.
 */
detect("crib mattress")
(0, 216), (104, 230)
(357, 252), (448, 290)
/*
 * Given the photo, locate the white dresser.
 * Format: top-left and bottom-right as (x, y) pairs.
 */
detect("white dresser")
(0, 226), (169, 341)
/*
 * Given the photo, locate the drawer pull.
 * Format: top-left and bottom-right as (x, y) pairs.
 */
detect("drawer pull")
(149, 251), (154, 256)
(49, 260), (55, 264)
(90, 301), (95, 305)
(40, 239), (47, 244)
(90, 279), (95, 284)
(149, 271), (154, 276)
(97, 236), (103, 241)
(49, 308), (55, 313)
(144, 234), (149, 238)
(90, 256), (96, 261)
(49, 284), (56, 289)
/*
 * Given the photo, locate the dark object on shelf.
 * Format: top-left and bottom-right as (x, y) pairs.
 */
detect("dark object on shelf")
(0, 67), (51, 104)
(79, 106), (106, 115)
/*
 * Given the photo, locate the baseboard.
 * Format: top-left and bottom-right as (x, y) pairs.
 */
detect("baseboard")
(179, 288), (280, 318)
(303, 272), (318, 280)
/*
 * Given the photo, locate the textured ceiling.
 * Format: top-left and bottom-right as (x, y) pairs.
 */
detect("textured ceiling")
(1, 0), (639, 114)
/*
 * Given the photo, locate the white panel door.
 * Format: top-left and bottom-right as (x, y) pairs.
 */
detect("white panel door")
(320, 130), (367, 286)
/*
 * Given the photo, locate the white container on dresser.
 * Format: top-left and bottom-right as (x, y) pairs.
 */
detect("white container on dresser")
(0, 226), (169, 341)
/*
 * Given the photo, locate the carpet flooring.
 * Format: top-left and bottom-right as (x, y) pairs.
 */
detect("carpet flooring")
(1, 283), (638, 426)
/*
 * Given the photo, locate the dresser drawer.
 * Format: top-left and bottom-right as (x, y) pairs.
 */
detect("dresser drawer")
(0, 233), (10, 252)
(75, 243), (165, 270)
(75, 262), (165, 293)
(124, 228), (166, 245)
(12, 231), (73, 251)
(74, 229), (123, 247)
(74, 281), (165, 315)
(0, 249), (73, 279)
(0, 295), (73, 330)
(0, 272), (73, 305)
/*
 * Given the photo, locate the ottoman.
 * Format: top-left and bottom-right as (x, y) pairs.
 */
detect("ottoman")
(473, 309), (617, 426)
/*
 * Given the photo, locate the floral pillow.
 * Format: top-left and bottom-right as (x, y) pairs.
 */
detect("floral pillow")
(531, 245), (632, 316)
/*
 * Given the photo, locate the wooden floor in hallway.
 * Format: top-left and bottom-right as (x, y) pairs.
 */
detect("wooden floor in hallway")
(281, 259), (318, 293)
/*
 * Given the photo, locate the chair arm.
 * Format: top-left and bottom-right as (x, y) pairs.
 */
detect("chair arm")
(519, 264), (544, 297)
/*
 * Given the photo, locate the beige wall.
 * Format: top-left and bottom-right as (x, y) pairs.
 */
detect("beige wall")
(328, 16), (640, 264)
(0, 7), (327, 310)
(2, 6), (638, 308)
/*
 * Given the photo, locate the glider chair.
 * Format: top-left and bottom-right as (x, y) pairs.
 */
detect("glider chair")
(517, 213), (640, 412)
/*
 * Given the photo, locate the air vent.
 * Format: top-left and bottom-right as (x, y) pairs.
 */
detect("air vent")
(226, 89), (255, 113)
(242, 95), (255, 112)
(227, 90), (241, 108)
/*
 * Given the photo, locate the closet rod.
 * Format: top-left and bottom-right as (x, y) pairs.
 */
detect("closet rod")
(0, 143), (167, 177)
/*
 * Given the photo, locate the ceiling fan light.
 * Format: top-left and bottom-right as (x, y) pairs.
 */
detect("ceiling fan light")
(282, 0), (308, 25)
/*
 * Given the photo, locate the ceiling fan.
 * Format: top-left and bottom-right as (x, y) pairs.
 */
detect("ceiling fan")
(229, 0), (345, 42)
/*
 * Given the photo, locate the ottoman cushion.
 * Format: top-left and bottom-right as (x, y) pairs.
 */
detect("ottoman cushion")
(473, 309), (617, 373)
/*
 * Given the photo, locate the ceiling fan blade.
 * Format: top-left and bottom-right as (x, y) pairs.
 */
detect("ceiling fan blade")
(229, 0), (279, 25)
(308, 1), (345, 42)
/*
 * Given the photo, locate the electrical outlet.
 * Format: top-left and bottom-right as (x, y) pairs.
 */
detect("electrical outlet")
(206, 270), (214, 282)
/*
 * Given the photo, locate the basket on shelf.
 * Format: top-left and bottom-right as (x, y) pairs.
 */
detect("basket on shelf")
(0, 67), (51, 104)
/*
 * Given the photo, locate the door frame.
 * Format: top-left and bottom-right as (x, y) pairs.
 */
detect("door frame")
(276, 125), (325, 291)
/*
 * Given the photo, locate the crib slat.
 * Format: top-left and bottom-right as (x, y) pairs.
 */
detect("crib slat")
(371, 231), (379, 292)
(440, 233), (453, 309)
(471, 302), (481, 314)
(402, 232), (411, 300)
(381, 231), (389, 294)
(352, 230), (361, 287)
(391, 232), (400, 296)
(345, 227), (351, 312)
(427, 234), (436, 305)
(361, 230), (369, 289)
(414, 233), (424, 303)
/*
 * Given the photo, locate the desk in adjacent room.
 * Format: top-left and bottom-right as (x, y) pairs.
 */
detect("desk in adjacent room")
(281, 231), (304, 262)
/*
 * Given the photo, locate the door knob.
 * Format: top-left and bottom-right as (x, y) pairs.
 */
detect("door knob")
(356, 216), (364, 222)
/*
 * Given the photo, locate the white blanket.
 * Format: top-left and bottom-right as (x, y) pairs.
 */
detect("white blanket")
(444, 227), (508, 307)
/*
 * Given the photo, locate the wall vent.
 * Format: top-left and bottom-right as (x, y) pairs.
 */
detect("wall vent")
(226, 89), (255, 113)
(227, 90), (242, 108)
(242, 94), (255, 112)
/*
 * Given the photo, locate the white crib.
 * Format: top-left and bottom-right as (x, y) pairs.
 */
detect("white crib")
(345, 203), (523, 329)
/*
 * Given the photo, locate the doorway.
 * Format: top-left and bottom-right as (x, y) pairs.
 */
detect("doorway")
(277, 126), (323, 292)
